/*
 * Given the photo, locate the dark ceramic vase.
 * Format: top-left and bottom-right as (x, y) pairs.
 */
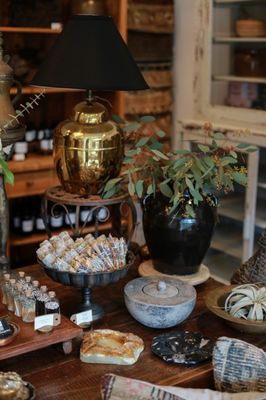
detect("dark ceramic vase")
(142, 193), (217, 275)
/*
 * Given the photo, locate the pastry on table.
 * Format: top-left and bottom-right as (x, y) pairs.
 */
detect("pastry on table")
(80, 329), (144, 365)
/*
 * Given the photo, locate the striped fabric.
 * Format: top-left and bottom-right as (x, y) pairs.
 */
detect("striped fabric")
(213, 337), (266, 393)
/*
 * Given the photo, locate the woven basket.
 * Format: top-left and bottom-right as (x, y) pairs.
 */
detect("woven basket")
(128, 3), (174, 34)
(231, 230), (266, 284)
(236, 19), (266, 38)
(125, 89), (172, 115)
(213, 337), (266, 393)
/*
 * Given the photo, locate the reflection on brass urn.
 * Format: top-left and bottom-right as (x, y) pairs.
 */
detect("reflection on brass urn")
(54, 98), (124, 195)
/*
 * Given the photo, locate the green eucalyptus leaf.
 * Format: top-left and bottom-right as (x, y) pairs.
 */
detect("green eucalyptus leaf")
(213, 132), (225, 140)
(136, 137), (149, 147)
(128, 182), (135, 196)
(104, 177), (122, 192)
(102, 187), (118, 199)
(198, 144), (210, 153)
(185, 177), (194, 191)
(125, 149), (138, 157)
(159, 181), (173, 198)
(185, 203), (195, 218)
(246, 147), (258, 152)
(123, 123), (141, 133)
(173, 149), (191, 155)
(232, 171), (247, 186)
(203, 156), (214, 168)
(155, 129), (166, 138)
(220, 156), (238, 166)
(195, 158), (207, 173)
(147, 183), (154, 195)
(135, 180), (144, 198)
(0, 158), (14, 185)
(149, 138), (163, 151)
(236, 143), (250, 149)
(173, 158), (187, 170)
(140, 115), (155, 123)
(230, 150), (238, 158)
(151, 149), (169, 160)
(112, 113), (125, 124)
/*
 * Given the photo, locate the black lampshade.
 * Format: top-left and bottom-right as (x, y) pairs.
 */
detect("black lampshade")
(31, 15), (149, 91)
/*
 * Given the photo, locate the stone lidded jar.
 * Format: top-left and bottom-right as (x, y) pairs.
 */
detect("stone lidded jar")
(124, 276), (196, 329)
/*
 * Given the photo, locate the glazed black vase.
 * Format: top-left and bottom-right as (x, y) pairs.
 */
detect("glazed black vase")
(142, 193), (217, 275)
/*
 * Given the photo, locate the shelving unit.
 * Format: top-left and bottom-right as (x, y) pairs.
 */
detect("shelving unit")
(174, 0), (266, 280)
(0, 0), (129, 266)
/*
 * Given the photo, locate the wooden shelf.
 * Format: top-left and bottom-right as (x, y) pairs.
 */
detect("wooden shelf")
(10, 87), (83, 95)
(0, 26), (62, 34)
(215, 0), (265, 3)
(213, 74), (266, 84)
(8, 154), (54, 174)
(214, 36), (266, 43)
(10, 220), (128, 247)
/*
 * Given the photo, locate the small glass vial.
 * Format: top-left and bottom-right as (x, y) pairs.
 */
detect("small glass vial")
(13, 283), (24, 317)
(17, 271), (26, 285)
(1, 273), (10, 305)
(22, 276), (32, 294)
(31, 280), (40, 299)
(22, 290), (36, 323)
(36, 285), (49, 316)
(45, 291), (60, 315)
(6, 279), (16, 312)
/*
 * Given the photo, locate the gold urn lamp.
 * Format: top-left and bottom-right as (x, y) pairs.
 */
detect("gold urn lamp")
(31, 15), (148, 195)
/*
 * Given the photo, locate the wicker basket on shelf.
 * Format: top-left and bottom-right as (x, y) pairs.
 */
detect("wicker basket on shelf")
(125, 89), (172, 115)
(235, 19), (266, 37)
(140, 62), (172, 89)
(128, 2), (174, 34)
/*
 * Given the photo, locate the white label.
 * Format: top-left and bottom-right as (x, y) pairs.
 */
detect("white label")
(70, 310), (92, 326)
(14, 141), (28, 154)
(22, 220), (34, 232)
(34, 313), (61, 330)
(65, 213), (76, 225)
(80, 210), (93, 223)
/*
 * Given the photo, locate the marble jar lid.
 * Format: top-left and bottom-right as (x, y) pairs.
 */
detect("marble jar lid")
(124, 276), (196, 307)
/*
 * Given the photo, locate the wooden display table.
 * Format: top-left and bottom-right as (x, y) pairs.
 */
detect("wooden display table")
(1, 263), (266, 400)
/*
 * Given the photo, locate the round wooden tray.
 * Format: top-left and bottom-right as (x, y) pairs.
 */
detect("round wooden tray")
(0, 321), (20, 346)
(205, 285), (266, 334)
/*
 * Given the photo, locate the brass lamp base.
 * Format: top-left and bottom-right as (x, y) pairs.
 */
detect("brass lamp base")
(54, 96), (123, 195)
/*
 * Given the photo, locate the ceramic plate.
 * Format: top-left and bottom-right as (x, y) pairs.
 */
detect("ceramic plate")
(151, 331), (213, 365)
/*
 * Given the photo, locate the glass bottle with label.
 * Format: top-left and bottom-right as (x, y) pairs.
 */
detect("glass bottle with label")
(22, 290), (36, 323)
(36, 285), (49, 316)
(45, 291), (60, 315)
(96, 207), (109, 222)
(20, 198), (34, 235)
(50, 203), (64, 230)
(35, 199), (46, 232)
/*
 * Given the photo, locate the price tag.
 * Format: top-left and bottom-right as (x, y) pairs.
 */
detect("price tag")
(34, 313), (61, 331)
(70, 310), (92, 327)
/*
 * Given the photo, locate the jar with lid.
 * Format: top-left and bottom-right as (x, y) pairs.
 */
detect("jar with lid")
(235, 48), (264, 77)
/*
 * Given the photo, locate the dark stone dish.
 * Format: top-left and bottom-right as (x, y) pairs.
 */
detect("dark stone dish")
(151, 330), (213, 366)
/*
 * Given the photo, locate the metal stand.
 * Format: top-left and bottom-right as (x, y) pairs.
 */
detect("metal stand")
(41, 186), (137, 244)
(79, 287), (104, 321)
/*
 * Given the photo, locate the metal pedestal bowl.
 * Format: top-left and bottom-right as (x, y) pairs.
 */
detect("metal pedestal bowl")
(38, 251), (135, 322)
